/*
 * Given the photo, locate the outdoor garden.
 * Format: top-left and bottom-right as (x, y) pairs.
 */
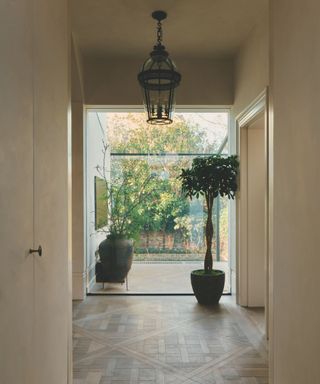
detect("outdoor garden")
(97, 111), (229, 263)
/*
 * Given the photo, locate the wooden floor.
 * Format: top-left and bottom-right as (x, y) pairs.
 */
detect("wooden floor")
(73, 296), (268, 384)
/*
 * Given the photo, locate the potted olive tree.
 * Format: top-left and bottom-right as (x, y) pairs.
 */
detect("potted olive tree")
(179, 154), (239, 304)
(95, 140), (156, 284)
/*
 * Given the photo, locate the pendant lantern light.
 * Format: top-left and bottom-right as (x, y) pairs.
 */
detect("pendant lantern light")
(138, 11), (181, 125)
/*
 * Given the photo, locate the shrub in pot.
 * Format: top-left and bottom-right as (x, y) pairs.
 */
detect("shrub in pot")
(179, 154), (239, 304)
(96, 141), (156, 283)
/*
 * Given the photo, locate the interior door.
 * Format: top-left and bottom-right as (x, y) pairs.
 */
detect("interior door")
(0, 1), (35, 382)
(0, 1), (71, 383)
(32, 1), (71, 383)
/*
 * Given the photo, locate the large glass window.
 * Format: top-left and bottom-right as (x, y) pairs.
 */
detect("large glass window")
(86, 110), (231, 294)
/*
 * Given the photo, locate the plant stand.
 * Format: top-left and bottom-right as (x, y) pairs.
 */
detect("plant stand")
(101, 276), (129, 291)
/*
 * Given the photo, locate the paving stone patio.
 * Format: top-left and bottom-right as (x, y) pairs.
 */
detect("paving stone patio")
(90, 261), (230, 294)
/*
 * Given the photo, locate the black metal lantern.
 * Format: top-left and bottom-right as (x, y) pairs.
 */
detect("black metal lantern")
(138, 11), (181, 125)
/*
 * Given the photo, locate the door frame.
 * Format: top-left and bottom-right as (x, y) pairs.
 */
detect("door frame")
(235, 88), (270, 334)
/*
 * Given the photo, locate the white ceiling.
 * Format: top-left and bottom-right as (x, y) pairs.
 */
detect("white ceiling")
(71, 0), (268, 60)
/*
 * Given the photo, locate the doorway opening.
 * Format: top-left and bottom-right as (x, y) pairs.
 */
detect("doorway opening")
(236, 90), (269, 336)
(85, 108), (234, 294)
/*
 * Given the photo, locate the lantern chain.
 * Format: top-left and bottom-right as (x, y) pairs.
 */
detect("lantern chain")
(157, 20), (163, 45)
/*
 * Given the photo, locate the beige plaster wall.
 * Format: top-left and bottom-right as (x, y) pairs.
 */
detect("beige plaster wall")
(230, 14), (269, 300)
(72, 41), (86, 300)
(270, 0), (320, 382)
(82, 56), (234, 106)
(71, 38), (84, 103)
(72, 101), (85, 300)
(233, 16), (269, 117)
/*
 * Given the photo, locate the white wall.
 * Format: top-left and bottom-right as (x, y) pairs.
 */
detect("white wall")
(270, 0), (320, 382)
(85, 112), (108, 290)
(82, 56), (234, 106)
(247, 117), (266, 307)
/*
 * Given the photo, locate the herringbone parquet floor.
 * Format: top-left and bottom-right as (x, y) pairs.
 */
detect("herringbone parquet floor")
(73, 296), (268, 384)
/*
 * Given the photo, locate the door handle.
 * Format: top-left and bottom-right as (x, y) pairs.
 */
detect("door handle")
(29, 245), (42, 257)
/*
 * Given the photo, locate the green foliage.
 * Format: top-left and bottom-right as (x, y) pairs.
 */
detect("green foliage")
(107, 113), (210, 154)
(105, 113), (204, 242)
(179, 155), (239, 201)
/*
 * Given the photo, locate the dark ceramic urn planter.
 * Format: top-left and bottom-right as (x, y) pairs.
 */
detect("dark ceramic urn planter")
(191, 270), (225, 305)
(96, 238), (133, 283)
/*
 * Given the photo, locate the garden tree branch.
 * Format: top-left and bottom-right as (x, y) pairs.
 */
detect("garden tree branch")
(94, 140), (111, 235)
(97, 140), (158, 239)
(112, 176), (128, 233)
(119, 174), (155, 221)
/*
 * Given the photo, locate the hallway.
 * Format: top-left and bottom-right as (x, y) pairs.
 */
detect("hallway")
(73, 296), (268, 383)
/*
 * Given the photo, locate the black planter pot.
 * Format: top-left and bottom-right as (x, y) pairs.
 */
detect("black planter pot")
(191, 270), (225, 305)
(96, 238), (133, 283)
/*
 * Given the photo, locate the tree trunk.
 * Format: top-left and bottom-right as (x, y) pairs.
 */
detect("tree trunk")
(162, 227), (166, 250)
(204, 195), (214, 272)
